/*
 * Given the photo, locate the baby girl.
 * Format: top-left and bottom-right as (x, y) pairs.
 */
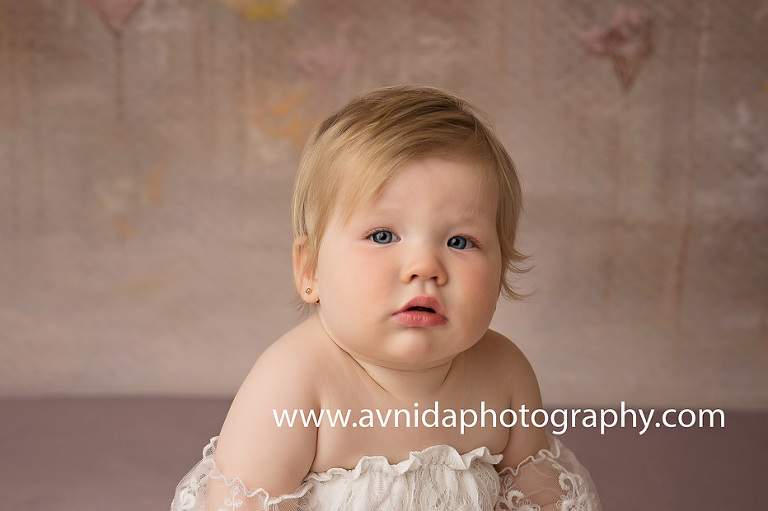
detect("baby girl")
(171, 85), (600, 510)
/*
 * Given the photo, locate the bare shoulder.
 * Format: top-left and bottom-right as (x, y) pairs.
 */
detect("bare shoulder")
(473, 330), (549, 469)
(471, 329), (541, 397)
(240, 314), (330, 393)
(215, 316), (328, 495)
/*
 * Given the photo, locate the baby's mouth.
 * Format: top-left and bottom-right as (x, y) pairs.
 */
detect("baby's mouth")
(407, 306), (436, 313)
(396, 296), (447, 318)
(394, 297), (448, 327)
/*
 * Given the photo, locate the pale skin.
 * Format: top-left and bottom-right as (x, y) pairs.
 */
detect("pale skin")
(215, 155), (549, 496)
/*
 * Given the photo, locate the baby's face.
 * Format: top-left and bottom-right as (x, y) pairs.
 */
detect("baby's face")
(313, 155), (502, 370)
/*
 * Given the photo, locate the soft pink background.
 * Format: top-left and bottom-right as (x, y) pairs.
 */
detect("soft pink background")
(1, 0), (766, 408)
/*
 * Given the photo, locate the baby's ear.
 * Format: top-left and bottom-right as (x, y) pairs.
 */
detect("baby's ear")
(292, 236), (318, 304)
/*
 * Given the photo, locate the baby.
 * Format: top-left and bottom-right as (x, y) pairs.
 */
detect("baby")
(171, 85), (600, 510)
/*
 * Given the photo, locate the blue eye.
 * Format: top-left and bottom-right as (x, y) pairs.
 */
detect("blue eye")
(448, 236), (473, 249)
(369, 230), (397, 244)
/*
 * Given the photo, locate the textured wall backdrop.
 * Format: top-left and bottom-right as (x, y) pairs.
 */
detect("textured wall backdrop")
(1, 0), (766, 408)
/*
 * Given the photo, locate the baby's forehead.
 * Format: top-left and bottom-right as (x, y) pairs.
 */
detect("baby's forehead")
(338, 157), (498, 222)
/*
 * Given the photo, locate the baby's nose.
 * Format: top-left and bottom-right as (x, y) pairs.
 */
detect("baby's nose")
(400, 248), (447, 286)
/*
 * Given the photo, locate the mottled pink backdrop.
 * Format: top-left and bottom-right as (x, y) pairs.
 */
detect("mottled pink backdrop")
(1, 0), (766, 409)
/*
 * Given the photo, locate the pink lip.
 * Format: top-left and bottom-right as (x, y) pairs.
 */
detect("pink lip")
(393, 296), (447, 327)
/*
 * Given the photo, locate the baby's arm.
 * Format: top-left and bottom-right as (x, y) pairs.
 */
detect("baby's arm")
(492, 333), (601, 510)
(215, 337), (320, 498)
(493, 333), (549, 470)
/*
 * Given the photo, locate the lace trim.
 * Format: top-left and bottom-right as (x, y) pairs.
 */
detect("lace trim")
(497, 437), (561, 478)
(305, 443), (503, 482)
(172, 437), (311, 511)
(495, 437), (600, 511)
(205, 437), (311, 501)
(172, 436), (599, 511)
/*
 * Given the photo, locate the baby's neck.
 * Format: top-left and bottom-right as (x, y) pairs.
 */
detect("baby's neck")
(353, 357), (458, 402)
(309, 313), (462, 401)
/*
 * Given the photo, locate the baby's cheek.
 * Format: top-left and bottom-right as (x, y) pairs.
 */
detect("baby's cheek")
(339, 255), (390, 304)
(467, 263), (501, 293)
(466, 266), (502, 313)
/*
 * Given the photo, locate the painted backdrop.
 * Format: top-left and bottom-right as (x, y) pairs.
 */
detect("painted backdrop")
(1, 0), (767, 409)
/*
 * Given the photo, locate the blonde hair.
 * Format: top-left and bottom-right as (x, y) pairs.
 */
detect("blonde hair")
(291, 84), (528, 307)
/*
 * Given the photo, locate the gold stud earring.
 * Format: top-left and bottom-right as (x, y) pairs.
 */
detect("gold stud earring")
(305, 288), (312, 294)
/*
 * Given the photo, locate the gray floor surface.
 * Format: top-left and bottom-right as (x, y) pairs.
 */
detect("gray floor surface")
(1, 398), (765, 510)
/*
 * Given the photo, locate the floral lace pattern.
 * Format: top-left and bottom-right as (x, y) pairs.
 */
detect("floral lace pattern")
(171, 438), (309, 511)
(171, 437), (600, 511)
(496, 438), (600, 511)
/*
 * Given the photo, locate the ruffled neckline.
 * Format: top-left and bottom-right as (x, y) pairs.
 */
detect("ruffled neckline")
(305, 443), (503, 482)
(192, 435), (566, 507)
(201, 435), (561, 499)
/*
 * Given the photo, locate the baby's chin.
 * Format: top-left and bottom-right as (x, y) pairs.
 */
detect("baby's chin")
(375, 338), (466, 371)
(323, 322), (473, 371)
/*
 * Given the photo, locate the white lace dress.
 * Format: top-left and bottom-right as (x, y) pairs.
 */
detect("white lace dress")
(170, 436), (600, 511)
